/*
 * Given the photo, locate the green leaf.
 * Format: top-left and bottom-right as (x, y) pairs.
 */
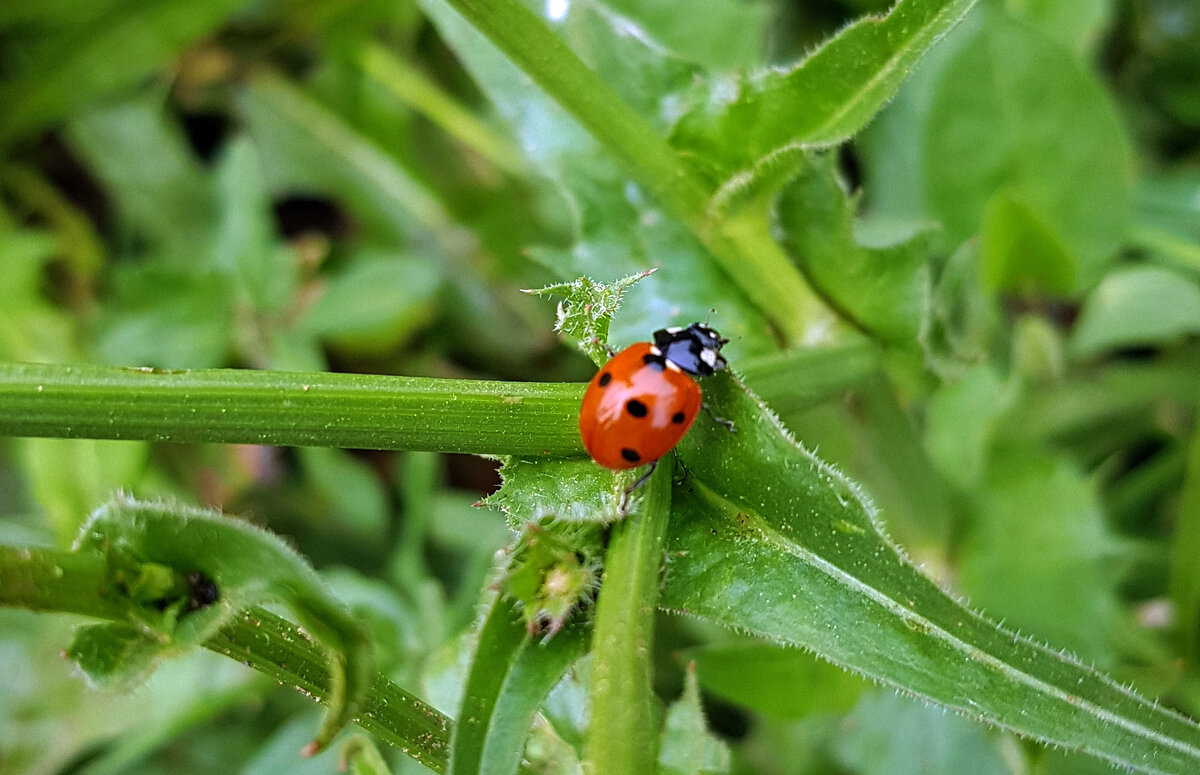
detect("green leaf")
(2, 542), (453, 772)
(832, 690), (1012, 775)
(0, 0), (244, 146)
(670, 0), (980, 175)
(685, 641), (868, 720)
(923, 365), (1013, 491)
(1069, 265), (1200, 359)
(524, 270), (657, 365)
(298, 448), (389, 539)
(16, 438), (149, 544)
(1131, 171), (1200, 273)
(448, 596), (588, 775)
(72, 495), (375, 754)
(602, 0), (770, 71)
(238, 73), (450, 240)
(417, 0), (696, 161)
(65, 96), (217, 268)
(775, 154), (930, 347)
(213, 135), (298, 313)
(922, 242), (1004, 370)
(524, 160), (777, 356)
(422, 0), (821, 346)
(1002, 0), (1114, 58)
(959, 448), (1122, 662)
(484, 458), (617, 526)
(657, 663), (731, 775)
(660, 373), (1200, 773)
(979, 190), (1077, 294)
(298, 253), (440, 356)
(920, 8), (1134, 293)
(96, 266), (235, 369)
(0, 227), (76, 361)
(67, 621), (165, 690)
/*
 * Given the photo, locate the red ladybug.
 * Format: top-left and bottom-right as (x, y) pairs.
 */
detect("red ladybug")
(579, 323), (730, 491)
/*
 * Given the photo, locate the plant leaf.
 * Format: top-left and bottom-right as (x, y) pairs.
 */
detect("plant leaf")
(449, 596), (588, 775)
(213, 135), (298, 314)
(96, 265), (235, 369)
(72, 495), (375, 754)
(1171, 413), (1200, 664)
(920, 8), (1133, 294)
(484, 458), (617, 526)
(1069, 265), (1200, 360)
(67, 622), (166, 690)
(660, 373), (1200, 773)
(418, 0), (779, 354)
(657, 663), (731, 774)
(602, 0), (770, 71)
(65, 96), (217, 268)
(670, 0), (979, 175)
(774, 154), (930, 347)
(238, 73), (449, 239)
(298, 252), (441, 356)
(684, 640), (868, 720)
(0, 0), (244, 146)
(832, 690), (1013, 775)
(340, 735), (395, 775)
(524, 270), (657, 364)
(958, 444), (1124, 661)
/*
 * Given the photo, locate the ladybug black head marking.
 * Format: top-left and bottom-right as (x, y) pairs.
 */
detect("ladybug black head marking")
(652, 323), (728, 377)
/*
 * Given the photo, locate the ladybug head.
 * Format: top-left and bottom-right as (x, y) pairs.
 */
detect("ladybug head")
(652, 323), (728, 377)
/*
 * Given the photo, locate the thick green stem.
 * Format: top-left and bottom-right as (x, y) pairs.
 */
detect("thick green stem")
(0, 363), (583, 455)
(585, 462), (672, 773)
(0, 543), (452, 772)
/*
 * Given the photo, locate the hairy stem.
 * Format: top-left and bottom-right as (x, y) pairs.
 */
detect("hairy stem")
(586, 462), (672, 773)
(0, 362), (583, 455)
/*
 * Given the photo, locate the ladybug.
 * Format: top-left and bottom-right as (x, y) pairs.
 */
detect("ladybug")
(579, 322), (731, 495)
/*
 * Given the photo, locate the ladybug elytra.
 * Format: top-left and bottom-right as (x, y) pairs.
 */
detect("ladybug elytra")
(579, 323), (730, 496)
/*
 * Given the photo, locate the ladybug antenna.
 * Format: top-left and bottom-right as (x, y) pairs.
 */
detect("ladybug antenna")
(704, 308), (715, 327)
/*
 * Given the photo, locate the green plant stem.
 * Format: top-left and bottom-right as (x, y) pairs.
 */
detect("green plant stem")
(0, 543), (452, 772)
(586, 462), (672, 773)
(435, 0), (828, 344)
(0, 362), (583, 455)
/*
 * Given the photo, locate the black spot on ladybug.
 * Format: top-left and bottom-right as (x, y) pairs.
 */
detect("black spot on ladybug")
(621, 448), (642, 463)
(598, 372), (612, 387)
(626, 399), (648, 418)
(672, 411), (686, 424)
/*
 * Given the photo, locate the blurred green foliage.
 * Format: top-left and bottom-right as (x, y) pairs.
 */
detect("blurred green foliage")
(1, 0), (1199, 772)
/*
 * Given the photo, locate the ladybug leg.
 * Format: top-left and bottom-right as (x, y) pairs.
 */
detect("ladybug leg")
(619, 459), (658, 514)
(702, 403), (736, 433)
(671, 454), (691, 485)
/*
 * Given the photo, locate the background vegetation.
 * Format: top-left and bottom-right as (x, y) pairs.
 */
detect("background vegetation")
(1, 0), (1199, 773)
